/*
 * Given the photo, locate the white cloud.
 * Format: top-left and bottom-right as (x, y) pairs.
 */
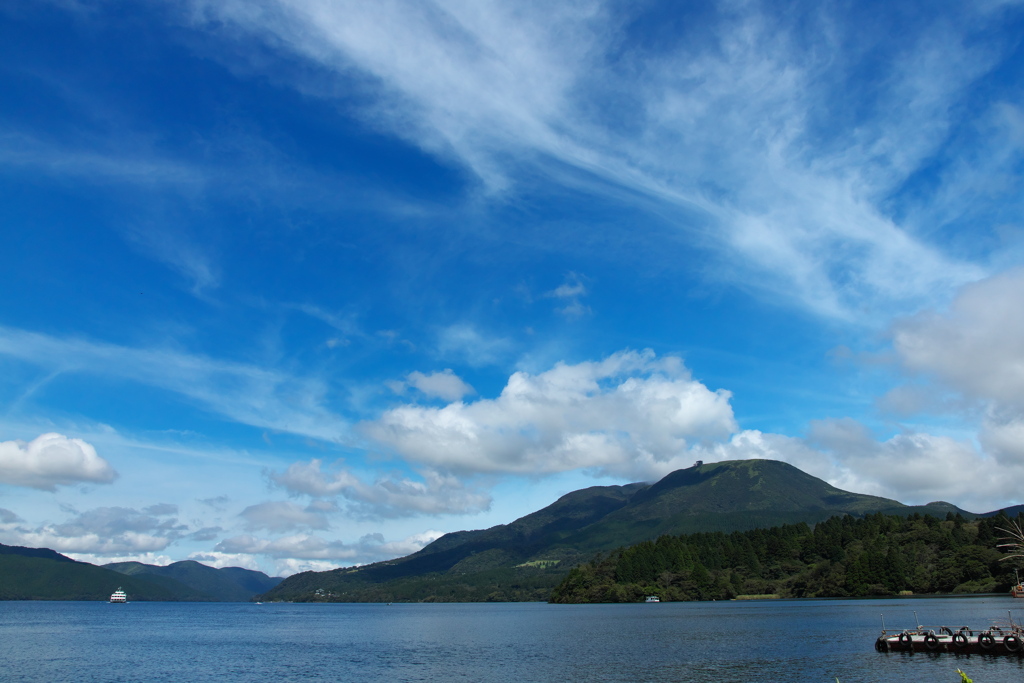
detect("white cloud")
(124, 223), (220, 297)
(239, 501), (335, 533)
(216, 533), (358, 561)
(0, 433), (117, 491)
(0, 505), (187, 556)
(269, 459), (491, 517)
(545, 272), (590, 318)
(873, 270), (1024, 508)
(214, 528), (444, 573)
(891, 269), (1024, 410)
(74, 552), (175, 567)
(363, 349), (736, 479)
(0, 131), (206, 189)
(187, 550), (264, 572)
(684, 421), (1022, 514)
(182, 0), (1005, 320)
(400, 369), (475, 401)
(0, 327), (349, 442)
(435, 324), (513, 366)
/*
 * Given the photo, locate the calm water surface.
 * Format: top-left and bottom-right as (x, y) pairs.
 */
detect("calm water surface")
(3, 597), (1024, 682)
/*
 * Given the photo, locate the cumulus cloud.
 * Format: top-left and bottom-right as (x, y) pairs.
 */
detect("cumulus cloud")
(1, 505), (187, 556)
(802, 418), (1014, 509)
(389, 368), (475, 401)
(682, 420), (1021, 514)
(363, 349), (736, 480)
(0, 433), (117, 491)
(269, 459), (491, 518)
(876, 270), (1024, 504)
(891, 269), (1024, 410)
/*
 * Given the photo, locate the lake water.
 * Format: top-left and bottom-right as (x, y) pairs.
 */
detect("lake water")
(3, 597), (1024, 682)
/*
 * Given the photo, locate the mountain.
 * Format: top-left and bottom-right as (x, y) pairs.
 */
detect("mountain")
(978, 504), (1024, 519)
(0, 543), (281, 601)
(0, 543), (206, 601)
(103, 560), (281, 601)
(260, 458), (976, 602)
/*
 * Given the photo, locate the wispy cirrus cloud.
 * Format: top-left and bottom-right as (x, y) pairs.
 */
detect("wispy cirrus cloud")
(181, 0), (1008, 320)
(435, 323), (513, 366)
(0, 326), (349, 441)
(545, 272), (590, 319)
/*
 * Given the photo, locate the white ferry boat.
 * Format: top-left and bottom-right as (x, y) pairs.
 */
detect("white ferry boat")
(645, 595), (660, 603)
(109, 588), (127, 603)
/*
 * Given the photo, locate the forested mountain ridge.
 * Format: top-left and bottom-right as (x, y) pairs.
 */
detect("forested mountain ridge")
(549, 511), (1024, 603)
(104, 560), (281, 601)
(0, 543), (280, 601)
(0, 543), (206, 601)
(259, 459), (976, 602)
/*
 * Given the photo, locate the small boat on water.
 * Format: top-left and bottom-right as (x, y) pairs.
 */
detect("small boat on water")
(875, 611), (1023, 656)
(1011, 570), (1024, 598)
(109, 588), (127, 603)
(645, 596), (660, 603)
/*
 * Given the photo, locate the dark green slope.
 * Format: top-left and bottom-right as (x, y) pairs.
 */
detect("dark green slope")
(261, 458), (975, 602)
(0, 544), (206, 601)
(570, 460), (907, 547)
(104, 560), (281, 601)
(218, 566), (283, 595)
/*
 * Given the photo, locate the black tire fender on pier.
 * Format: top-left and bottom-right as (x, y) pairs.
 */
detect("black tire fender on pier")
(940, 626), (954, 637)
(1004, 635), (1023, 653)
(924, 633), (940, 651)
(979, 632), (996, 650)
(952, 632), (968, 647)
(875, 636), (890, 652)
(898, 632), (914, 648)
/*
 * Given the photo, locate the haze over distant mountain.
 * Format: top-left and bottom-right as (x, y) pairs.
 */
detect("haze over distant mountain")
(260, 459), (975, 602)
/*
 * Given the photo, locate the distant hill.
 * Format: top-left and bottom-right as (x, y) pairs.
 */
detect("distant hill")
(104, 560), (281, 601)
(978, 504), (1024, 519)
(0, 544), (204, 601)
(0, 543), (280, 601)
(259, 458), (979, 602)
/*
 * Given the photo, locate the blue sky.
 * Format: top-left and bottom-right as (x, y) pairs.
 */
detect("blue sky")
(2, 0), (1023, 576)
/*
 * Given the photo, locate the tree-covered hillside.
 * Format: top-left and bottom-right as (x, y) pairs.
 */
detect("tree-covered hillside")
(261, 459), (972, 603)
(550, 512), (1023, 603)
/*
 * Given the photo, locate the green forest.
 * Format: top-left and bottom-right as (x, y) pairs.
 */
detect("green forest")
(549, 512), (1024, 603)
